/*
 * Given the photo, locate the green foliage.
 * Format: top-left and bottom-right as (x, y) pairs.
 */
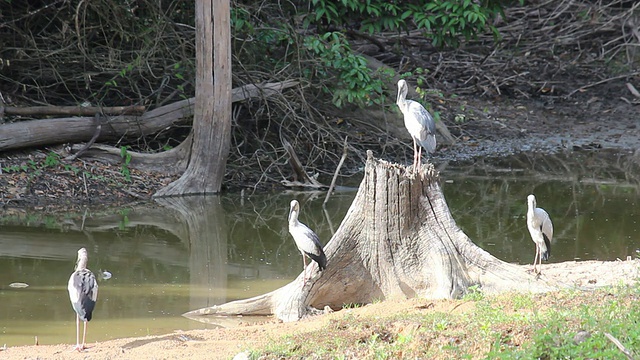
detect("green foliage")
(462, 284), (484, 301)
(248, 285), (640, 359)
(411, 0), (504, 47)
(229, 0), (507, 110)
(2, 164), (27, 173)
(2, 149), (132, 193)
(305, 0), (508, 48)
(342, 302), (364, 309)
(44, 151), (60, 167)
(231, 6), (253, 33)
(171, 62), (189, 100)
(120, 146), (132, 182)
(3, 152), (59, 174)
(118, 209), (131, 230)
(303, 32), (385, 107)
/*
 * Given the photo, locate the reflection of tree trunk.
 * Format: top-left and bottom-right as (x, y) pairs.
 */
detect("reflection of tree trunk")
(184, 153), (563, 322)
(155, 196), (228, 311)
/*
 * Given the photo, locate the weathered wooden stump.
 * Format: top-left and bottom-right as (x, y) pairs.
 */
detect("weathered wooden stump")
(185, 151), (559, 322)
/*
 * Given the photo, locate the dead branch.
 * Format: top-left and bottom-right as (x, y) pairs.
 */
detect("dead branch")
(604, 333), (635, 360)
(567, 71), (640, 98)
(323, 136), (348, 206)
(626, 83), (640, 98)
(65, 113), (103, 161)
(281, 137), (325, 188)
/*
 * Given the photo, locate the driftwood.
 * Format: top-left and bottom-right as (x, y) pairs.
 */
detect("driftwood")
(281, 137), (327, 189)
(0, 80), (299, 152)
(65, 133), (193, 175)
(184, 152), (568, 322)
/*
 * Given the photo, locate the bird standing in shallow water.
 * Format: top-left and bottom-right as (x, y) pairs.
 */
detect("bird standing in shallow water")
(526, 194), (553, 274)
(396, 79), (436, 172)
(288, 200), (327, 285)
(68, 247), (98, 351)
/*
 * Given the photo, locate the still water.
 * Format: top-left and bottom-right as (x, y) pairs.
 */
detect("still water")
(1, 151), (639, 347)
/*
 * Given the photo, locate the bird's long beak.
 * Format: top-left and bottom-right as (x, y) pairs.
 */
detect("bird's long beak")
(288, 203), (299, 222)
(396, 81), (406, 105)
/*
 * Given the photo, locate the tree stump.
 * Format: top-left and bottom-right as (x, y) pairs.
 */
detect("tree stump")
(185, 151), (560, 322)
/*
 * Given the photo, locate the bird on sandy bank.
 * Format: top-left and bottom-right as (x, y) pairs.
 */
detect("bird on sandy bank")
(526, 194), (553, 274)
(68, 247), (98, 351)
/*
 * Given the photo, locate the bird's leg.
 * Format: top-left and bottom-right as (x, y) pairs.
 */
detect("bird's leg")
(413, 139), (418, 172)
(536, 248), (542, 275)
(530, 245), (539, 274)
(417, 145), (423, 170)
(81, 321), (88, 350)
(72, 315), (81, 351)
(302, 254), (308, 286)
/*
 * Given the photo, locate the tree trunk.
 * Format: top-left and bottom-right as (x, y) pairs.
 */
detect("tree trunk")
(184, 152), (565, 322)
(155, 0), (231, 196)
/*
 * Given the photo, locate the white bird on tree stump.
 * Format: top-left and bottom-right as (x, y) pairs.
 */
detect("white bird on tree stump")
(67, 247), (98, 351)
(396, 79), (437, 172)
(288, 200), (327, 285)
(526, 194), (553, 274)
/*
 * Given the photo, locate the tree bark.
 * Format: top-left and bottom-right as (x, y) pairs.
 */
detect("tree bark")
(154, 0), (231, 196)
(184, 152), (564, 322)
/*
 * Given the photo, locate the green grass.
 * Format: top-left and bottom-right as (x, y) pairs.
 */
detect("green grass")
(248, 284), (640, 359)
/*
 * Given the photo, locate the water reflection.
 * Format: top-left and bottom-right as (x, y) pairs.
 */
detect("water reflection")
(0, 193), (354, 346)
(1, 151), (640, 346)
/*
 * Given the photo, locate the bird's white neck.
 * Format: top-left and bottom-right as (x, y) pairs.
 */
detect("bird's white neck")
(288, 211), (299, 227)
(75, 257), (88, 271)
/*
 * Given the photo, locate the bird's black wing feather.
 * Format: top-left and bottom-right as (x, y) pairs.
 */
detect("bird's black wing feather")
(541, 232), (551, 260)
(71, 269), (98, 321)
(300, 226), (327, 271)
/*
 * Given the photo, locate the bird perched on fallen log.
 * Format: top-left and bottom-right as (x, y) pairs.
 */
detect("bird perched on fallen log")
(288, 200), (327, 284)
(526, 194), (553, 274)
(68, 247), (98, 351)
(396, 79), (437, 172)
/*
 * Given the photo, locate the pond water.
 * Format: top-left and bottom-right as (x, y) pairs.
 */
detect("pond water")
(1, 151), (639, 347)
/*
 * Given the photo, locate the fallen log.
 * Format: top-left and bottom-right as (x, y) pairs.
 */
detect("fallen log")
(184, 152), (571, 323)
(2, 105), (146, 116)
(0, 80), (299, 152)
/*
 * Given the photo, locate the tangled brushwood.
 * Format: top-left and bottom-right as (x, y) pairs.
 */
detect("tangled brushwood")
(0, 0), (638, 191)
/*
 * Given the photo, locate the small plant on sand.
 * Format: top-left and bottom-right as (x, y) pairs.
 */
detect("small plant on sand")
(462, 284), (484, 301)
